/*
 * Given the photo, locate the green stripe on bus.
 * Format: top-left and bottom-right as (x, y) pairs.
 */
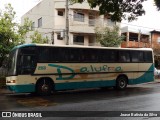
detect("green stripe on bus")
(128, 64), (154, 84)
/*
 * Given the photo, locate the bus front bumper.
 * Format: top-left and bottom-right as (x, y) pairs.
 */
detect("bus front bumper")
(7, 84), (35, 93)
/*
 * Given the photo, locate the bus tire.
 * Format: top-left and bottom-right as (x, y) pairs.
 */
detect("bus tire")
(36, 78), (53, 96)
(115, 76), (127, 90)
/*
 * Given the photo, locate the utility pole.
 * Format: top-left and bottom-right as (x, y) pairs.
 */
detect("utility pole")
(138, 29), (141, 48)
(65, 0), (69, 45)
(51, 31), (54, 44)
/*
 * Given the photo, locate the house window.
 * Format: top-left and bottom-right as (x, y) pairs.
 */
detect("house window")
(73, 35), (84, 45)
(31, 22), (35, 30)
(89, 12), (95, 26)
(157, 37), (160, 43)
(38, 17), (42, 27)
(57, 33), (63, 40)
(58, 10), (64, 16)
(74, 12), (84, 22)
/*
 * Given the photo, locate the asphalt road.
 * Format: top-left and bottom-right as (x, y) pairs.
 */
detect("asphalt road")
(1, 81), (160, 120)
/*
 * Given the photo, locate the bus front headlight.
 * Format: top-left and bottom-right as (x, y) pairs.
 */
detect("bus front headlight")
(7, 80), (16, 83)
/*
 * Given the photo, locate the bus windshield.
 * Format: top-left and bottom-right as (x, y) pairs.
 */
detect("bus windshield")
(7, 49), (18, 76)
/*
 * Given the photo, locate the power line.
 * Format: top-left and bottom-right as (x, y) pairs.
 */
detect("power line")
(121, 22), (159, 31)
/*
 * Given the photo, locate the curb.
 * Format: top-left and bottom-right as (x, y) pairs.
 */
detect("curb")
(154, 78), (160, 82)
(146, 79), (160, 84)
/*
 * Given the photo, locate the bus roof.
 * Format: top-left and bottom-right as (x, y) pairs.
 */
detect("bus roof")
(12, 43), (153, 51)
(11, 43), (37, 51)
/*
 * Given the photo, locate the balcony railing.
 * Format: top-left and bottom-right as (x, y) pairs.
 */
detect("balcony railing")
(73, 42), (84, 45)
(73, 42), (101, 46)
(88, 42), (101, 46)
(121, 41), (151, 48)
(89, 19), (95, 26)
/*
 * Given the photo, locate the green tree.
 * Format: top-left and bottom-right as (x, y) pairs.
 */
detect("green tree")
(95, 25), (124, 47)
(18, 17), (32, 44)
(30, 30), (48, 44)
(154, 0), (160, 10)
(70, 0), (146, 22)
(0, 4), (32, 67)
(0, 4), (18, 67)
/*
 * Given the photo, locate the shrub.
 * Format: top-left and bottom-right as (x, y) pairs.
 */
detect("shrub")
(0, 76), (6, 88)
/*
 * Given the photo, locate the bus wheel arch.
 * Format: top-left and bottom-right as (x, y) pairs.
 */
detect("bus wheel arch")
(36, 77), (55, 96)
(115, 74), (128, 90)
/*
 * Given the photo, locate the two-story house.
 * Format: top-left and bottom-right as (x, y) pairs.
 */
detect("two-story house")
(121, 26), (151, 48)
(150, 30), (160, 68)
(120, 27), (160, 68)
(21, 0), (119, 46)
(151, 30), (160, 46)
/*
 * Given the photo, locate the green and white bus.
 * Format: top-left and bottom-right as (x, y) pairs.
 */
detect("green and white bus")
(6, 44), (154, 95)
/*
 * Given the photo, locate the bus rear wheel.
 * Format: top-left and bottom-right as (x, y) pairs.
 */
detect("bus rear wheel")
(115, 76), (127, 90)
(36, 79), (53, 96)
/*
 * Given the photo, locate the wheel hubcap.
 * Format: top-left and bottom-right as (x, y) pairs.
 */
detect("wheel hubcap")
(120, 80), (125, 88)
(42, 84), (49, 92)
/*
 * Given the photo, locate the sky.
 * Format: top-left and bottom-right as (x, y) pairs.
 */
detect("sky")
(0, 0), (160, 31)
(0, 0), (41, 23)
(122, 0), (160, 31)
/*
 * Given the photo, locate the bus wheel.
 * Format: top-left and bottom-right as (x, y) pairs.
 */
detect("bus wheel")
(115, 76), (127, 90)
(36, 79), (53, 96)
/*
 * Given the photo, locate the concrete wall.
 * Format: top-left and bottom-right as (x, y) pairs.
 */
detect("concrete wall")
(21, 0), (118, 46)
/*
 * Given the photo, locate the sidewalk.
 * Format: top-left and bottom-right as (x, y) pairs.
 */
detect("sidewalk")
(154, 78), (160, 83)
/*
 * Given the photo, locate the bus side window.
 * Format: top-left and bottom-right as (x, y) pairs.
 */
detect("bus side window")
(110, 50), (118, 62)
(131, 51), (139, 62)
(144, 51), (152, 62)
(61, 48), (69, 62)
(119, 51), (130, 62)
(82, 49), (97, 62)
(39, 48), (50, 62)
(50, 47), (59, 62)
(69, 48), (79, 62)
(79, 49), (85, 62)
(138, 51), (144, 62)
(120, 55), (126, 62)
(100, 49), (109, 62)
(91, 49), (99, 62)
(84, 49), (91, 62)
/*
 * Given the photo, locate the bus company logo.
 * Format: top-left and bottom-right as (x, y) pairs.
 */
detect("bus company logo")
(2, 112), (11, 117)
(48, 64), (122, 80)
(48, 64), (75, 80)
(1, 112), (42, 118)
